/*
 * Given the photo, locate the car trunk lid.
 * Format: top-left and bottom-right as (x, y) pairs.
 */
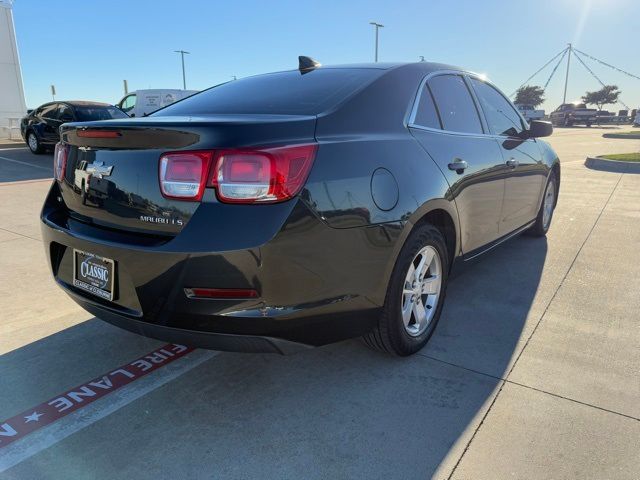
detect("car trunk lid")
(58, 114), (316, 236)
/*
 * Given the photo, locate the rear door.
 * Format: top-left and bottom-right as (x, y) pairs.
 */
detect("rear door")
(468, 77), (546, 235)
(409, 73), (506, 254)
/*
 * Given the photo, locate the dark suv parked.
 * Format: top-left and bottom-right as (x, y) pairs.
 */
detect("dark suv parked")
(21, 101), (128, 154)
(41, 61), (559, 356)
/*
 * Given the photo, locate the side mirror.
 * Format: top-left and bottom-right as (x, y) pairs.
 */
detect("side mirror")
(525, 120), (553, 138)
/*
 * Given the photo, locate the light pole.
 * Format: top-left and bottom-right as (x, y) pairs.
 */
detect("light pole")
(369, 22), (384, 62)
(174, 50), (190, 89)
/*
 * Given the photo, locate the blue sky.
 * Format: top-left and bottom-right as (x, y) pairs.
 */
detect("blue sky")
(13, 0), (640, 112)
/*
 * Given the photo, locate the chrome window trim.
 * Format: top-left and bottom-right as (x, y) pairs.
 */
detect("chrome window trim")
(407, 69), (529, 139)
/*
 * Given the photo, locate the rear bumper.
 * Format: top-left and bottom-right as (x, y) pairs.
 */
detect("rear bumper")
(70, 289), (312, 354)
(41, 182), (399, 352)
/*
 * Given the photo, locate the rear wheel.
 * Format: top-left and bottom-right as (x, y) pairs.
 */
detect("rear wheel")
(363, 223), (448, 356)
(528, 172), (557, 237)
(27, 131), (43, 154)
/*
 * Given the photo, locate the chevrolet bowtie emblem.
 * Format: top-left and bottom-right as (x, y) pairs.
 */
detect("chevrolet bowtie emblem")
(86, 161), (114, 178)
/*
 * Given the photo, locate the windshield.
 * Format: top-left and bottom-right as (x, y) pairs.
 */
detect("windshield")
(75, 106), (129, 121)
(154, 68), (383, 116)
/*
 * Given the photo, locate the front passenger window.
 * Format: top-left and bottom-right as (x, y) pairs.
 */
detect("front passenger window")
(470, 78), (524, 136)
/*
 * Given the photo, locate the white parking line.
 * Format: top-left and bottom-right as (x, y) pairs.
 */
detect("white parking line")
(0, 348), (218, 473)
(0, 155), (51, 171)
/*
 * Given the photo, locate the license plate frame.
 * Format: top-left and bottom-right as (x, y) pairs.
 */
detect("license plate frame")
(73, 249), (115, 301)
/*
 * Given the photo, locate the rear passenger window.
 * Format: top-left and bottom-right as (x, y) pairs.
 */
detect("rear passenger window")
(413, 85), (441, 129)
(428, 75), (483, 134)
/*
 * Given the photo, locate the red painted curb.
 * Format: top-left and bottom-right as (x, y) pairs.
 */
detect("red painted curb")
(0, 344), (194, 448)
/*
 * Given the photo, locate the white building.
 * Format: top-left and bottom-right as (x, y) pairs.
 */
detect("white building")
(0, 0), (27, 140)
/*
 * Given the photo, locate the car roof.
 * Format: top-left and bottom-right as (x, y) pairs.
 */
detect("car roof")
(36, 101), (112, 108)
(63, 101), (112, 107)
(274, 61), (468, 75)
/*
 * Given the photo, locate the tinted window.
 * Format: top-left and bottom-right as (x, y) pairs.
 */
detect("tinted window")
(413, 84), (441, 129)
(470, 78), (524, 136)
(40, 104), (58, 119)
(58, 105), (74, 122)
(428, 75), (482, 134)
(75, 106), (129, 121)
(155, 69), (382, 116)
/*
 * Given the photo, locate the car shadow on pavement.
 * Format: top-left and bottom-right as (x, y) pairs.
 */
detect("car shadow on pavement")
(1, 235), (547, 480)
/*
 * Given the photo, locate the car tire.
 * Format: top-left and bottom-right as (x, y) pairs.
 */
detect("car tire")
(528, 172), (557, 237)
(26, 131), (44, 154)
(363, 223), (448, 356)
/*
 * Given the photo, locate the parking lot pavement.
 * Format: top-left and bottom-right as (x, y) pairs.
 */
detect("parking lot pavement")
(0, 128), (639, 479)
(0, 147), (53, 183)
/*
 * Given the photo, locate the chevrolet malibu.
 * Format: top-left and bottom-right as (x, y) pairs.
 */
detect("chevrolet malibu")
(41, 60), (559, 356)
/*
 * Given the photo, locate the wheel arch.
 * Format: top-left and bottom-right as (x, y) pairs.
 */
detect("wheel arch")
(378, 199), (460, 303)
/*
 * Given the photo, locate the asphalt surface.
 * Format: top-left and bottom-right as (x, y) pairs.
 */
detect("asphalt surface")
(0, 126), (639, 479)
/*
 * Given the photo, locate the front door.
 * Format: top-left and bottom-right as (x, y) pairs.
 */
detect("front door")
(468, 77), (546, 235)
(39, 103), (61, 144)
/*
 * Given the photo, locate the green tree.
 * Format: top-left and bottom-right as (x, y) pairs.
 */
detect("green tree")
(514, 85), (545, 108)
(582, 85), (621, 111)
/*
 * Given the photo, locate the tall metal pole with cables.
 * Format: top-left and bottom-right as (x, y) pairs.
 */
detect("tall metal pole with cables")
(562, 43), (572, 103)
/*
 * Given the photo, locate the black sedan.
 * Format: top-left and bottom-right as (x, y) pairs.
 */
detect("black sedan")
(40, 60), (559, 356)
(21, 101), (128, 154)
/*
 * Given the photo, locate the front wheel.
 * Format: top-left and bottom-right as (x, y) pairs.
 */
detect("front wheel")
(26, 131), (44, 154)
(528, 172), (557, 237)
(363, 223), (448, 356)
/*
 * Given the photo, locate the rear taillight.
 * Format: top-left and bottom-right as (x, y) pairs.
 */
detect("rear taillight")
(209, 144), (317, 204)
(159, 151), (213, 201)
(53, 143), (68, 181)
(158, 144), (317, 203)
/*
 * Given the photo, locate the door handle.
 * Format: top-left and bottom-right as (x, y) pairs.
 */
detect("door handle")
(448, 158), (468, 174)
(506, 158), (519, 168)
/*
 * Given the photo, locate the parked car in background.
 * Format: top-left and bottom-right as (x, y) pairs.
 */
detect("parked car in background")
(21, 101), (128, 154)
(549, 103), (597, 127)
(117, 89), (198, 117)
(634, 110), (640, 127)
(594, 110), (613, 124)
(42, 61), (559, 356)
(515, 104), (545, 122)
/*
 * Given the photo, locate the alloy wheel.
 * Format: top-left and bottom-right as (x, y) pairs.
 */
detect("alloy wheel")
(543, 179), (555, 229)
(28, 133), (38, 152)
(401, 245), (442, 337)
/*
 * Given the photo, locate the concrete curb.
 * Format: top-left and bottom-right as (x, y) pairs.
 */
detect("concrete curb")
(585, 156), (640, 173)
(602, 133), (640, 139)
(0, 142), (25, 149)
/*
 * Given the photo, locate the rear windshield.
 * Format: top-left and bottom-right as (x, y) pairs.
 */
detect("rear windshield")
(153, 68), (382, 116)
(75, 106), (129, 121)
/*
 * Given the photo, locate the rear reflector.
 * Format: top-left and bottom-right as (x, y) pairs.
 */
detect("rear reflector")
(76, 129), (121, 138)
(184, 288), (259, 299)
(53, 142), (69, 181)
(159, 151), (213, 200)
(209, 144), (317, 203)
